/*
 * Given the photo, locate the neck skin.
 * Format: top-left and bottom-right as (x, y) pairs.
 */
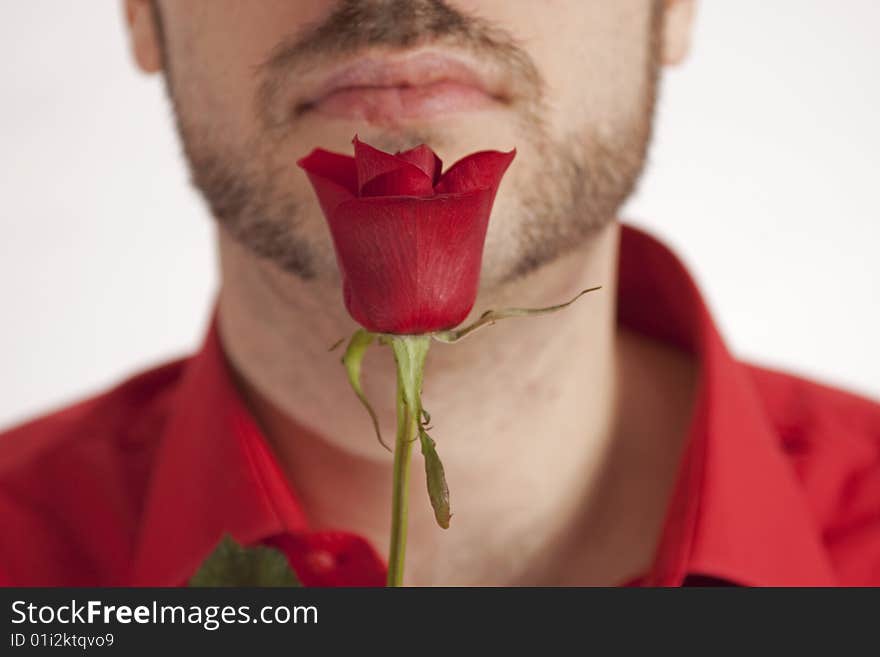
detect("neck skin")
(217, 221), (697, 586)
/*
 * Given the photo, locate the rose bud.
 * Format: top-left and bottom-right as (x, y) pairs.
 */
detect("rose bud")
(297, 135), (515, 334)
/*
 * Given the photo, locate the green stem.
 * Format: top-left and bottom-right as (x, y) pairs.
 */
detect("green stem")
(386, 380), (416, 586)
(384, 334), (431, 587)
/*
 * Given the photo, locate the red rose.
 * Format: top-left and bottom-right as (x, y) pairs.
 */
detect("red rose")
(298, 136), (515, 334)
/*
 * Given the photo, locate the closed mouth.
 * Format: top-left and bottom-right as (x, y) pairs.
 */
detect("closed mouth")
(293, 50), (511, 122)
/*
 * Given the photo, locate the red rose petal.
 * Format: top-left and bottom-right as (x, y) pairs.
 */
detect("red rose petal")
(352, 135), (433, 196)
(395, 144), (443, 185)
(326, 191), (494, 333)
(296, 148), (357, 194)
(360, 167), (435, 198)
(296, 149), (358, 215)
(435, 148), (516, 201)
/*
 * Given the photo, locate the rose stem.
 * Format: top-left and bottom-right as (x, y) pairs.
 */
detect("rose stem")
(386, 335), (430, 587)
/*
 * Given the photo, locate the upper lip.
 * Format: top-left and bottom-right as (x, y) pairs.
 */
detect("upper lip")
(294, 50), (509, 113)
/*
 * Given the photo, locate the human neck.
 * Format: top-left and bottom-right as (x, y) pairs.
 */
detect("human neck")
(216, 222), (675, 585)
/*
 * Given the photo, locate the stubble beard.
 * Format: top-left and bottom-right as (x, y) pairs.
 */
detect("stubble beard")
(153, 0), (660, 291)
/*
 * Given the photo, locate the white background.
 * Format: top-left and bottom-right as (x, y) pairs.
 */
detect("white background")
(1, 1), (878, 429)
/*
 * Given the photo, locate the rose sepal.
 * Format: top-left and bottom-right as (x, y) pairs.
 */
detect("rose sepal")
(431, 286), (602, 344)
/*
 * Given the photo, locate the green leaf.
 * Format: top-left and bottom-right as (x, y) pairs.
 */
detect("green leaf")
(418, 426), (451, 529)
(188, 534), (301, 587)
(342, 329), (389, 451)
(432, 286), (602, 344)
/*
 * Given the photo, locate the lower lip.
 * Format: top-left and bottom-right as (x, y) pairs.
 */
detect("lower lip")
(303, 80), (498, 122)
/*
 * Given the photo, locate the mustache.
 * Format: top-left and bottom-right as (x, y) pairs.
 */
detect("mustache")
(254, 0), (545, 130)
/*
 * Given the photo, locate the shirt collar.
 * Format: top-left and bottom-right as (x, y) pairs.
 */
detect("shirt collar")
(618, 226), (836, 585)
(130, 319), (310, 585)
(131, 224), (837, 586)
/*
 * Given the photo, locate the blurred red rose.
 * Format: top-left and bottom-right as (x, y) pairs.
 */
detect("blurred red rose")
(298, 136), (515, 334)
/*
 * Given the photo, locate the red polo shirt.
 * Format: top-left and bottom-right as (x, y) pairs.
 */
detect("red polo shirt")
(1, 226), (878, 586)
